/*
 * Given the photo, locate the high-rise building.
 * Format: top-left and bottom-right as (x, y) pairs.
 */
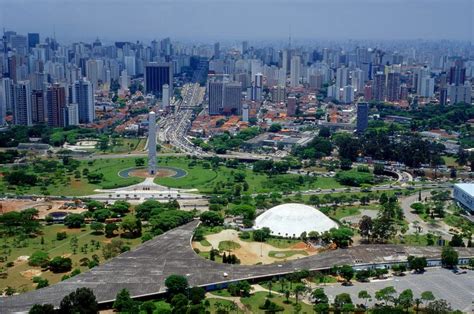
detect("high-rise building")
(124, 56), (136, 76)
(290, 55), (301, 87)
(336, 67), (349, 90)
(449, 60), (466, 85)
(287, 96), (297, 116)
(364, 84), (372, 101)
(46, 84), (66, 127)
(420, 77), (434, 97)
(242, 41), (249, 54)
(13, 81), (32, 126)
(309, 73), (323, 90)
(448, 82), (472, 104)
(31, 90), (45, 124)
(65, 103), (79, 126)
(0, 78), (14, 123)
(386, 72), (401, 101)
(242, 103), (249, 122)
(251, 73), (263, 101)
(373, 72), (385, 101)
(271, 85), (286, 103)
(356, 102), (369, 133)
(144, 62), (173, 98)
(27, 33), (40, 49)
(342, 85), (354, 104)
(208, 81), (224, 115)
(86, 59), (99, 88)
(73, 79), (94, 123)
(223, 82), (242, 115)
(214, 42), (220, 58)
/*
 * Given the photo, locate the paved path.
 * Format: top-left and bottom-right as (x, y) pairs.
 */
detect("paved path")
(1, 221), (473, 313)
(400, 191), (453, 238)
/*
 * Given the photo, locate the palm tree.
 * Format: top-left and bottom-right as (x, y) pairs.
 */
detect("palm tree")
(293, 284), (306, 304)
(268, 281), (273, 297)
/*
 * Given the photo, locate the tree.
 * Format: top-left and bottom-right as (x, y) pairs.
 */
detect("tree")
(338, 265), (355, 284)
(333, 293), (352, 311)
(441, 246), (458, 269)
(312, 288), (328, 304)
(358, 290), (371, 308)
(253, 227), (272, 242)
(426, 299), (452, 314)
(64, 214), (84, 228)
(421, 291), (435, 306)
(358, 215), (373, 241)
(269, 123), (282, 133)
(28, 251), (50, 267)
(171, 293), (189, 312)
(135, 158), (145, 167)
(189, 286), (206, 304)
(407, 256), (427, 273)
(29, 304), (55, 314)
(329, 227), (354, 248)
(110, 200), (131, 215)
(121, 215), (142, 238)
(375, 286), (397, 306)
(293, 284), (306, 304)
(113, 288), (138, 313)
(48, 256), (72, 273)
(105, 223), (119, 238)
(449, 234), (464, 247)
(33, 277), (49, 289)
(90, 222), (104, 234)
(398, 289), (414, 312)
(102, 239), (126, 259)
(59, 287), (98, 314)
(165, 274), (189, 296)
(200, 211), (223, 226)
(141, 301), (156, 314)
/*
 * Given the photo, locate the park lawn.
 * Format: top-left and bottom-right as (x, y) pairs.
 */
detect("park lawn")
(444, 213), (474, 232)
(329, 206), (361, 220)
(390, 234), (431, 246)
(155, 157), (218, 189)
(218, 241), (241, 251)
(0, 224), (142, 293)
(85, 158), (142, 189)
(200, 239), (212, 247)
(209, 289), (232, 297)
(442, 156), (459, 168)
(206, 298), (239, 314)
(241, 291), (314, 314)
(268, 250), (308, 259)
(265, 237), (301, 249)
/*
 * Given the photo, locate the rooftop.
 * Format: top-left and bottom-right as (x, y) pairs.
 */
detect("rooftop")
(455, 183), (474, 197)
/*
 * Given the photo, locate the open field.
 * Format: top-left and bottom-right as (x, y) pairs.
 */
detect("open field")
(241, 291), (314, 313)
(193, 229), (317, 265)
(0, 224), (142, 293)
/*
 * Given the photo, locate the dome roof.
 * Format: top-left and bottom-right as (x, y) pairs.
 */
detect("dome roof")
(254, 203), (338, 237)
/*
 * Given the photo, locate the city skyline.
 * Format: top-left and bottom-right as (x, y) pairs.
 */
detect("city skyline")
(0, 0), (473, 43)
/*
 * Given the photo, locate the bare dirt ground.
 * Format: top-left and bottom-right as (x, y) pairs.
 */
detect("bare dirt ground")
(0, 199), (87, 219)
(193, 229), (319, 265)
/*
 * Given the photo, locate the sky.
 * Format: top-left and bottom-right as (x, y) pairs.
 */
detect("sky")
(0, 0), (472, 43)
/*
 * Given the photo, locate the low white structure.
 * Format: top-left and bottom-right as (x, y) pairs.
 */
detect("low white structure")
(454, 183), (474, 213)
(254, 203), (338, 237)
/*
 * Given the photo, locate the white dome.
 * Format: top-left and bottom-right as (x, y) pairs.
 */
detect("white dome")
(254, 203), (338, 237)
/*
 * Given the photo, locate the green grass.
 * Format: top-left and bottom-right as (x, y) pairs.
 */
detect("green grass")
(200, 239), (212, 247)
(0, 224), (142, 293)
(241, 291), (314, 314)
(329, 207), (361, 220)
(391, 234), (430, 246)
(268, 250), (308, 259)
(442, 156), (459, 168)
(218, 241), (241, 251)
(206, 298), (240, 314)
(209, 289), (232, 297)
(264, 237), (301, 249)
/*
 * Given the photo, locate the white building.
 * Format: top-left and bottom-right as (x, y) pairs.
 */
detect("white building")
(162, 84), (170, 109)
(66, 103), (79, 126)
(290, 55), (301, 88)
(453, 183), (474, 213)
(124, 56), (136, 76)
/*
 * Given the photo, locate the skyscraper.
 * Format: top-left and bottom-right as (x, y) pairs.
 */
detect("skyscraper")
(208, 80), (224, 115)
(66, 103), (79, 126)
(86, 59), (99, 88)
(13, 81), (32, 126)
(73, 79), (94, 123)
(251, 73), (263, 101)
(214, 42), (220, 58)
(290, 55), (301, 88)
(373, 72), (385, 101)
(31, 90), (45, 124)
(162, 84), (170, 109)
(27, 33), (40, 49)
(144, 62), (173, 98)
(223, 82), (242, 115)
(242, 103), (249, 122)
(287, 96), (297, 116)
(46, 84), (66, 127)
(356, 102), (369, 133)
(386, 72), (401, 101)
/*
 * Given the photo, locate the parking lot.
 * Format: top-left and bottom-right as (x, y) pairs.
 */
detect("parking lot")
(321, 268), (474, 312)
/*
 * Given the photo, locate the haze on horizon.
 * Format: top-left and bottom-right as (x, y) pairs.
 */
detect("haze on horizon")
(0, 0), (472, 44)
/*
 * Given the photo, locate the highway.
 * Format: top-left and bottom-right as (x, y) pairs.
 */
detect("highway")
(158, 83), (205, 154)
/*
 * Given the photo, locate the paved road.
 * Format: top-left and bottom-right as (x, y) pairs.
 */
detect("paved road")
(1, 221), (473, 313)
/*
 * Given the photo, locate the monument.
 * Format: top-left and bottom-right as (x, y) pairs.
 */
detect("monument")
(148, 111), (157, 175)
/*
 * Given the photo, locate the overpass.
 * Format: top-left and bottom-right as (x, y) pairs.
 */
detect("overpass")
(1, 220), (473, 313)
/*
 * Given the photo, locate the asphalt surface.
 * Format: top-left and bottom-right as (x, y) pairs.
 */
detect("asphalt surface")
(1, 220), (473, 313)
